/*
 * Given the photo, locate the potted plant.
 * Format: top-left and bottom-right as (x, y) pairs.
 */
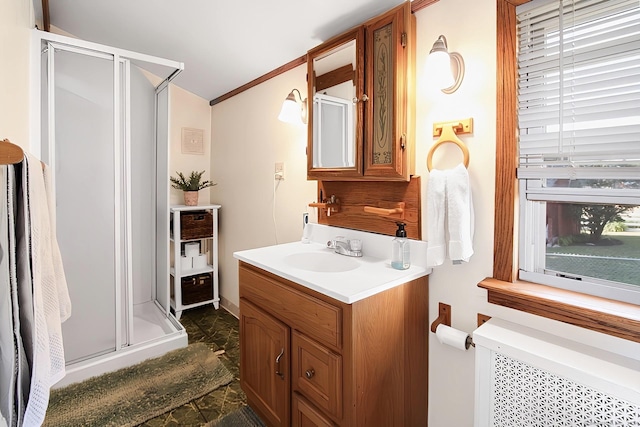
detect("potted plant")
(170, 170), (216, 206)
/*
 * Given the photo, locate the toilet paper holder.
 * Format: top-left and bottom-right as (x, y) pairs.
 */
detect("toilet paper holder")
(430, 302), (492, 333)
(430, 302), (477, 350)
(430, 302), (452, 333)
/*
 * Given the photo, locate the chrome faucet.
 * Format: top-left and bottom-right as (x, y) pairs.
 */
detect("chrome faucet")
(327, 238), (362, 257)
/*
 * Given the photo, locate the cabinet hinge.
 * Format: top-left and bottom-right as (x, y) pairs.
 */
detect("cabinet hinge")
(401, 32), (407, 48)
(400, 134), (406, 150)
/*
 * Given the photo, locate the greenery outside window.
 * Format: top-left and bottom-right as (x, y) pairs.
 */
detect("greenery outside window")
(516, 0), (640, 305)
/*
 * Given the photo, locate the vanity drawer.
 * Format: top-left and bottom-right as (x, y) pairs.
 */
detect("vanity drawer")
(292, 392), (337, 427)
(292, 331), (342, 421)
(239, 264), (342, 350)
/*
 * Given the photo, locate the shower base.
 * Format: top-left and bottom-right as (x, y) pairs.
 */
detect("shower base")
(54, 301), (187, 388)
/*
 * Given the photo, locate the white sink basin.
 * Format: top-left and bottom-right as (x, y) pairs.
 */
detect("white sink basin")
(234, 224), (431, 303)
(284, 252), (360, 273)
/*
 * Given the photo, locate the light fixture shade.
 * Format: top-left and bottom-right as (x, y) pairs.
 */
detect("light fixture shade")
(427, 50), (455, 90)
(427, 35), (464, 94)
(278, 99), (302, 124)
(278, 89), (305, 125)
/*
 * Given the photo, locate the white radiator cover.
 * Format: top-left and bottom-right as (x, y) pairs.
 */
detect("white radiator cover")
(474, 318), (640, 427)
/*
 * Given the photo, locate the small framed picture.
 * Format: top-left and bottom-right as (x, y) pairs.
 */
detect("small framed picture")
(181, 127), (204, 155)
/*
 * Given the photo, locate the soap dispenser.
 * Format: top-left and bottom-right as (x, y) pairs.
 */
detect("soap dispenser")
(391, 222), (410, 270)
(301, 212), (311, 244)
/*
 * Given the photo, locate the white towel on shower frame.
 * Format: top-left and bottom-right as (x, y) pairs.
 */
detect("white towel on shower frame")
(22, 153), (71, 427)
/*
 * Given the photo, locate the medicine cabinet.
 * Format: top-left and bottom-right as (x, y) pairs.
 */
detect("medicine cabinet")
(306, 2), (415, 182)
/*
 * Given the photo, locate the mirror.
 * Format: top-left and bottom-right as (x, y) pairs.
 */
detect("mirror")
(312, 40), (356, 168)
(307, 29), (363, 178)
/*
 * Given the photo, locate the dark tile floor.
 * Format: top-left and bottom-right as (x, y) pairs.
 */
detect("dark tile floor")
(140, 305), (246, 427)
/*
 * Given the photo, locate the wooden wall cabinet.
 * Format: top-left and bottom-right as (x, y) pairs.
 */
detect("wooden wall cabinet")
(239, 262), (428, 427)
(306, 2), (415, 182)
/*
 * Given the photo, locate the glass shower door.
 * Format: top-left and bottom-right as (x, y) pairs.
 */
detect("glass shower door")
(48, 46), (119, 364)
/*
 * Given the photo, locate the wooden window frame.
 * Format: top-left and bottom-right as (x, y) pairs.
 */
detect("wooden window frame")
(479, 0), (640, 343)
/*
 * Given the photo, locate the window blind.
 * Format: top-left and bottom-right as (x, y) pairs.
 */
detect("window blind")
(517, 0), (640, 180)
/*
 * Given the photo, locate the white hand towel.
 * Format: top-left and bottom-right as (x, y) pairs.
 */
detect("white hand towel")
(22, 152), (71, 426)
(447, 163), (474, 263)
(42, 160), (71, 322)
(426, 168), (447, 267)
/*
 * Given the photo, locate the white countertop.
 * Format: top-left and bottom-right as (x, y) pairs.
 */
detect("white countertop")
(233, 223), (431, 304)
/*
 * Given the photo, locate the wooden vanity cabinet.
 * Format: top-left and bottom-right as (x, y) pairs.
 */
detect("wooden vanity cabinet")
(239, 262), (429, 427)
(306, 2), (415, 182)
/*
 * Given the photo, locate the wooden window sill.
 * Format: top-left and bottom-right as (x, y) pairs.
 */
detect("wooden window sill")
(478, 278), (640, 343)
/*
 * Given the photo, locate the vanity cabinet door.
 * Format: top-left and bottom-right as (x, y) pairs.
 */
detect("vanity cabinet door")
(363, 2), (414, 181)
(240, 299), (290, 427)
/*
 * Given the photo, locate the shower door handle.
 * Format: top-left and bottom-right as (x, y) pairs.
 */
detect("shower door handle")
(275, 348), (285, 379)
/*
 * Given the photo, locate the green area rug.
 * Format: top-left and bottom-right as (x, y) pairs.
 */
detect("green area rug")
(206, 405), (266, 427)
(44, 343), (234, 427)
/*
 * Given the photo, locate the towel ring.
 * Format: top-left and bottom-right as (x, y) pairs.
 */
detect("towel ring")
(426, 124), (470, 171)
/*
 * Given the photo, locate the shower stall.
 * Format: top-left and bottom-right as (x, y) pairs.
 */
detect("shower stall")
(32, 30), (187, 387)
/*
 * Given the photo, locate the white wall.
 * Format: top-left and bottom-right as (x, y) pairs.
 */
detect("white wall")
(415, 2), (497, 424)
(0, 0), (33, 147)
(113, 68), (213, 207)
(210, 65), (316, 313)
(209, 1), (639, 425)
(417, 1), (640, 426)
(169, 84), (213, 206)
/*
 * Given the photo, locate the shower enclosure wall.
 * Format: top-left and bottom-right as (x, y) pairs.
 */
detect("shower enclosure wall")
(31, 30), (187, 387)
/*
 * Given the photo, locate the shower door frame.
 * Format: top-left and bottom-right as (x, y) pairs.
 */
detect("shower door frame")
(30, 30), (185, 362)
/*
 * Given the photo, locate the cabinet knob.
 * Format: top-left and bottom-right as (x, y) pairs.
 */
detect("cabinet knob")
(352, 94), (369, 103)
(305, 369), (315, 379)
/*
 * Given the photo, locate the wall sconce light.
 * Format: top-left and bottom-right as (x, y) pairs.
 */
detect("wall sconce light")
(278, 88), (307, 125)
(427, 35), (465, 94)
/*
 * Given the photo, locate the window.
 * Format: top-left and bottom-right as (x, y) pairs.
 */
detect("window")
(516, 0), (640, 304)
